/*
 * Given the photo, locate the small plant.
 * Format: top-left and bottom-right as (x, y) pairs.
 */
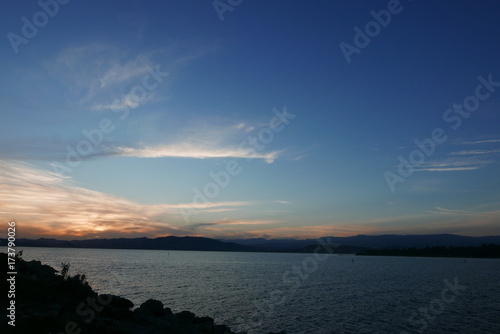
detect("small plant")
(60, 262), (70, 279)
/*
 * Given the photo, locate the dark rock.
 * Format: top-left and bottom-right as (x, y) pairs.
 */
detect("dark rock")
(139, 299), (164, 316)
(18, 259), (57, 280)
(134, 299), (166, 323)
(150, 316), (173, 330)
(176, 310), (196, 323)
(101, 294), (134, 319)
(214, 324), (233, 334)
(193, 316), (215, 333)
(133, 307), (151, 322)
(101, 294), (134, 310)
(193, 316), (214, 325)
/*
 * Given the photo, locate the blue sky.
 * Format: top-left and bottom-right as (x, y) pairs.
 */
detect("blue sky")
(1, 0), (500, 239)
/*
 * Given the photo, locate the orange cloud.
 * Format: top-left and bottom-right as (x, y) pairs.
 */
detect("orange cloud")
(0, 161), (249, 239)
(2, 160), (498, 240)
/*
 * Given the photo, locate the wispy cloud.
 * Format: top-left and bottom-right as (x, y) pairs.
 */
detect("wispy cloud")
(97, 57), (152, 89)
(5, 45), (289, 164)
(100, 119), (284, 162)
(449, 149), (500, 156)
(456, 139), (500, 145)
(414, 156), (491, 172)
(50, 44), (157, 107)
(418, 140), (500, 171)
(416, 166), (480, 172)
(187, 219), (281, 230)
(429, 207), (475, 216)
(47, 43), (215, 113)
(6, 159), (495, 239)
(91, 93), (146, 111)
(111, 143), (280, 162)
(0, 161), (251, 239)
(0, 118), (285, 163)
(160, 202), (251, 210)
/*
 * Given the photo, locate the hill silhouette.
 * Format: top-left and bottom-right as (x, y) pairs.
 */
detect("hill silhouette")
(1, 236), (256, 252)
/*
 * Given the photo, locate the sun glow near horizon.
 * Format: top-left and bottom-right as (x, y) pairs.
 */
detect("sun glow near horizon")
(1, 1), (500, 241)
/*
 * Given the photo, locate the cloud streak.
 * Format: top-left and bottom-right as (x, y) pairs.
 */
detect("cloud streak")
(111, 143), (280, 162)
(91, 93), (146, 111)
(456, 139), (500, 145)
(414, 156), (492, 172)
(187, 219), (281, 231)
(0, 122), (284, 163)
(0, 161), (251, 239)
(429, 207), (479, 216)
(2, 160), (499, 239)
(449, 149), (500, 156)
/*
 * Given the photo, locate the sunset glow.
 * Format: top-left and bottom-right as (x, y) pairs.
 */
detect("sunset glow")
(1, 1), (499, 240)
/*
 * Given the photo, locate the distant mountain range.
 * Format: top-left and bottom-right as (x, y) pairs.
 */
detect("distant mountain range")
(1, 234), (499, 253)
(0, 236), (255, 252)
(221, 234), (500, 251)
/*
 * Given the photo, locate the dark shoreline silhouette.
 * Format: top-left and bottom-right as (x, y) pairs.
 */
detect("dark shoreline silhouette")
(0, 252), (285, 334)
(2, 233), (500, 254)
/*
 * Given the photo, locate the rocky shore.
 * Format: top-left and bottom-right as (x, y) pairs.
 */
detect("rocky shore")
(1, 252), (285, 334)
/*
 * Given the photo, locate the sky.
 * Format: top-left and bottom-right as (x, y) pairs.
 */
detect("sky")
(1, 0), (500, 240)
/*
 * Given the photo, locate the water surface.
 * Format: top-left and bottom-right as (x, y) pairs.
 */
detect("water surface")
(18, 247), (500, 334)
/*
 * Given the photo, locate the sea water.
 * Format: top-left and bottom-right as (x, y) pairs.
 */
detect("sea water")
(18, 247), (500, 334)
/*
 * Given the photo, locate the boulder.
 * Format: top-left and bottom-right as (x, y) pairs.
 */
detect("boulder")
(176, 310), (196, 323)
(101, 294), (134, 319)
(140, 299), (164, 316)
